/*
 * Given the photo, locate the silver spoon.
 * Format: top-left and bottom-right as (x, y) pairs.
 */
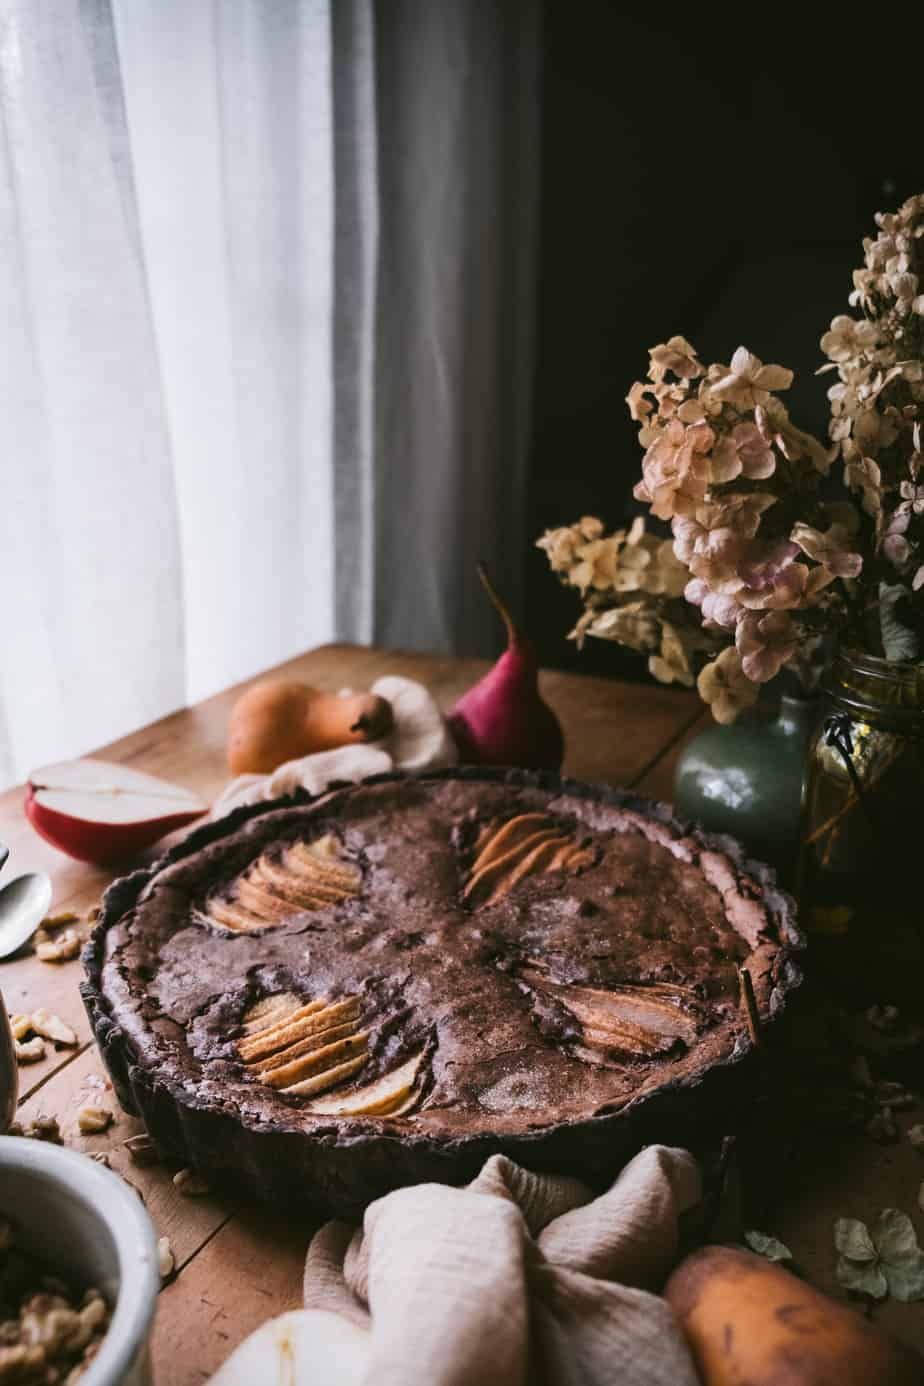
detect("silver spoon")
(0, 871), (53, 959)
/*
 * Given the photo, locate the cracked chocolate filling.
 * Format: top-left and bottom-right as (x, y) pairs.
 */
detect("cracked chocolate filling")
(86, 772), (799, 1145)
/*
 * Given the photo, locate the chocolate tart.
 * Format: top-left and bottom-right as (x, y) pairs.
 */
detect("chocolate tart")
(82, 768), (802, 1217)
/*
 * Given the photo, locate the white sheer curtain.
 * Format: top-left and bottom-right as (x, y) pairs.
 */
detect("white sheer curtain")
(0, 0), (539, 788)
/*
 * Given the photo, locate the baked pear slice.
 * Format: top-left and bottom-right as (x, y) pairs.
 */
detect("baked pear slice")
(308, 1050), (425, 1118)
(207, 898), (266, 933)
(237, 997), (361, 1063)
(520, 966), (700, 1060)
(240, 992), (302, 1035)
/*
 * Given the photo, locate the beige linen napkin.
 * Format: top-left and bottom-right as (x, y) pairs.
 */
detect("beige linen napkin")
(209, 1145), (701, 1386)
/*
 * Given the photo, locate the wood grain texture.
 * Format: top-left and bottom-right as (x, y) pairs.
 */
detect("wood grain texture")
(771, 1112), (924, 1356)
(15, 1046), (232, 1269)
(151, 1208), (309, 1384)
(2, 643), (919, 1378)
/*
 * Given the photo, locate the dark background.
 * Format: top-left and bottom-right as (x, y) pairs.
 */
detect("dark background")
(525, 6), (923, 677)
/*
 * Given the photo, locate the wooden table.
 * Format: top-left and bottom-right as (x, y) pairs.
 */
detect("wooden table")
(1, 644), (921, 1381)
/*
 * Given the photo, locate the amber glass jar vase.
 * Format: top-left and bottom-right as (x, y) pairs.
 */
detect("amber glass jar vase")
(798, 649), (924, 1003)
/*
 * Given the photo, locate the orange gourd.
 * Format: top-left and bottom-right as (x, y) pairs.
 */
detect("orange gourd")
(227, 679), (393, 774)
(665, 1246), (921, 1386)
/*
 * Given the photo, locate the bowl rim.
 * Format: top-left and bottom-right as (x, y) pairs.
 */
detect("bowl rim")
(0, 1136), (159, 1385)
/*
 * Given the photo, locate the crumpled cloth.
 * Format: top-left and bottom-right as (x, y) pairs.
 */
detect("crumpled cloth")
(211, 674), (457, 819)
(209, 1146), (702, 1386)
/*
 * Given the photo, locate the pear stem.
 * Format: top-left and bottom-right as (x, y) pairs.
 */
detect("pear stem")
(477, 562), (517, 645)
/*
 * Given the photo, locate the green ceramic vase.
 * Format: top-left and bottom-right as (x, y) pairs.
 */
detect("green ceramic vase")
(673, 695), (819, 885)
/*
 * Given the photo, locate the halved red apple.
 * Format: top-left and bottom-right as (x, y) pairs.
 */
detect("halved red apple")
(25, 759), (206, 864)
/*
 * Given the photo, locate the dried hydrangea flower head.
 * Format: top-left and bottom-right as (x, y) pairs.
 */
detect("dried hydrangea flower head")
(536, 509), (707, 691)
(542, 193), (924, 717)
(821, 193), (924, 642)
(539, 334), (859, 720)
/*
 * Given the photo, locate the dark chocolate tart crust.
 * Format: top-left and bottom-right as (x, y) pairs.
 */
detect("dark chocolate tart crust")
(82, 767), (802, 1217)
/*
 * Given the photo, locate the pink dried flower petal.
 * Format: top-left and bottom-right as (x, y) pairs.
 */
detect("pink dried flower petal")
(688, 527), (748, 591)
(684, 578), (708, 607)
(639, 420), (711, 521)
(733, 422), (776, 479)
(736, 540), (806, 611)
(883, 533), (911, 565)
(736, 610), (799, 684)
(701, 591), (742, 628)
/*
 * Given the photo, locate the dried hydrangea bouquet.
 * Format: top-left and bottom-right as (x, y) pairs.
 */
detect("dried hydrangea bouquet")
(539, 194), (924, 934)
(539, 193), (924, 725)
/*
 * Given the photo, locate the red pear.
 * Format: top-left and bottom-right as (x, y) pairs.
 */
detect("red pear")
(25, 759), (206, 864)
(448, 566), (564, 771)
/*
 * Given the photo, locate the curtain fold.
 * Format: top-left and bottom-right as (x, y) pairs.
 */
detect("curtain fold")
(112, 0), (336, 705)
(0, 0), (539, 788)
(0, 0), (185, 787)
(369, 0), (540, 655)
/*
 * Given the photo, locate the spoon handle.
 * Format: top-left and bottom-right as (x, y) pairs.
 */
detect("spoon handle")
(0, 842), (8, 876)
(0, 992), (17, 1134)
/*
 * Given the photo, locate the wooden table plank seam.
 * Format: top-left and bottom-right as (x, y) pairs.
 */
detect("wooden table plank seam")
(624, 704), (703, 793)
(17, 1039), (93, 1105)
(173, 1214), (236, 1280)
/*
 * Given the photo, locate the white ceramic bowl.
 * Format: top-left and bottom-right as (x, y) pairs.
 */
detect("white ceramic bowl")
(0, 1136), (160, 1385)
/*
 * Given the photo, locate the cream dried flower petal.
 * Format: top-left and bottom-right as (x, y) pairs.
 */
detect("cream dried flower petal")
(697, 647), (758, 725)
(571, 536), (626, 594)
(639, 420), (712, 521)
(639, 540), (688, 597)
(677, 397), (707, 424)
(586, 601), (660, 652)
(626, 381), (655, 422)
(648, 335), (704, 381)
(537, 518), (606, 575)
(900, 479), (924, 513)
(648, 623), (694, 688)
(711, 347), (794, 409)
(845, 456), (883, 516)
(821, 314), (879, 363)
